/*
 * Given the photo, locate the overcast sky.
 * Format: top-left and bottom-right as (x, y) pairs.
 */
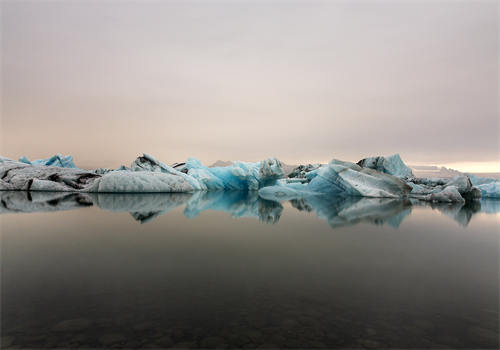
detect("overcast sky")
(1, 0), (498, 170)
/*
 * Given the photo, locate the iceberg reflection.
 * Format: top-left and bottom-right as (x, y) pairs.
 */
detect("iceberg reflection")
(0, 191), (93, 214)
(412, 199), (483, 227)
(94, 192), (192, 223)
(1, 190), (498, 228)
(297, 195), (413, 229)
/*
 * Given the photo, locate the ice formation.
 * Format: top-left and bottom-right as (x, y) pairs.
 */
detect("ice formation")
(259, 159), (412, 200)
(88, 170), (194, 193)
(406, 175), (481, 203)
(466, 173), (500, 198)
(0, 154), (283, 194)
(1, 152), (498, 202)
(19, 154), (77, 168)
(263, 154), (488, 203)
(474, 182), (500, 198)
(357, 154), (414, 178)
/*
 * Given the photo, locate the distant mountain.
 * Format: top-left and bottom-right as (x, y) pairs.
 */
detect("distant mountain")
(409, 165), (462, 178)
(410, 165), (439, 171)
(210, 160), (233, 167)
(409, 165), (500, 180)
(281, 163), (298, 176)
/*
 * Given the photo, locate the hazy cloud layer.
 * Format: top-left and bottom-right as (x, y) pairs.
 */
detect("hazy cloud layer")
(1, 1), (498, 169)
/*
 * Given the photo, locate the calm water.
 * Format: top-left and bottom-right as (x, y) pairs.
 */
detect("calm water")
(1, 191), (499, 349)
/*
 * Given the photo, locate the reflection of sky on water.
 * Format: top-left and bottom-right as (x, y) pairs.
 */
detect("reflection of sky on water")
(1, 191), (499, 228)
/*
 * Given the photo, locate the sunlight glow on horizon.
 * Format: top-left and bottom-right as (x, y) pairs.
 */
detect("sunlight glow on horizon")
(410, 161), (500, 174)
(439, 162), (500, 174)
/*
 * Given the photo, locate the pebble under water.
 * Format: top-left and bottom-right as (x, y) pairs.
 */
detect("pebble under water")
(0, 192), (498, 349)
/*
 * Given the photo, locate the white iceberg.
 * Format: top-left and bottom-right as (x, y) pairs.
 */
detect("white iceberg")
(87, 170), (194, 193)
(357, 154), (414, 178)
(0, 157), (192, 193)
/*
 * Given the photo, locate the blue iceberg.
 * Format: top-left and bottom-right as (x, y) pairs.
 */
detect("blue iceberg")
(475, 182), (500, 198)
(466, 173), (500, 198)
(130, 154), (283, 191)
(19, 154), (77, 168)
(259, 159), (412, 200)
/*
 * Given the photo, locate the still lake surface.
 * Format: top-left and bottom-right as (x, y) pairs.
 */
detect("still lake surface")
(1, 191), (498, 349)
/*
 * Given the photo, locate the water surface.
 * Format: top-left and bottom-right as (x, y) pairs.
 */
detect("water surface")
(1, 191), (498, 349)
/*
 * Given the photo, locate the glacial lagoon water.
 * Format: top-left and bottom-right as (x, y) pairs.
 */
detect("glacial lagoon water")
(1, 191), (499, 349)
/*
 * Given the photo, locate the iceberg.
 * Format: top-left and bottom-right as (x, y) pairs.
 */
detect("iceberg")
(0, 159), (100, 191)
(259, 158), (412, 200)
(129, 154), (283, 191)
(357, 154), (414, 178)
(466, 173), (500, 198)
(0, 154), (284, 194)
(356, 154), (486, 202)
(406, 175), (481, 203)
(87, 170), (194, 193)
(184, 157), (284, 190)
(19, 154), (77, 168)
(1, 152), (498, 202)
(467, 173), (499, 186)
(0, 157), (192, 193)
(286, 163), (322, 183)
(475, 182), (500, 198)
(261, 154), (487, 203)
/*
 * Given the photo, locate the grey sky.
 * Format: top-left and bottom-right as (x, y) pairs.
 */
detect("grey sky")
(1, 0), (498, 169)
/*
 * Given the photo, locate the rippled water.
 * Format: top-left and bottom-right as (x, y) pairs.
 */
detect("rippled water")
(1, 191), (498, 349)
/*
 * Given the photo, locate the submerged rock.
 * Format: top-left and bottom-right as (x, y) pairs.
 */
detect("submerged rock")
(51, 318), (92, 332)
(98, 333), (127, 346)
